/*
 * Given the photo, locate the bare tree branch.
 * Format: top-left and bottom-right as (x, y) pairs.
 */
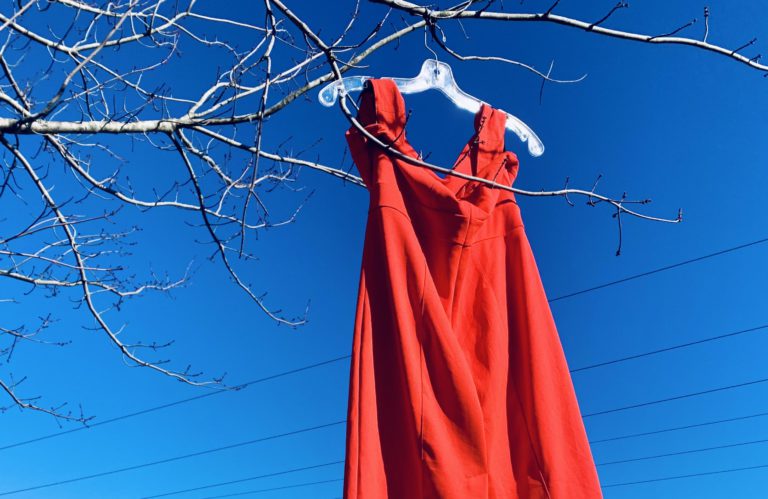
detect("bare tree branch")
(373, 0), (768, 72)
(0, 0), (760, 420)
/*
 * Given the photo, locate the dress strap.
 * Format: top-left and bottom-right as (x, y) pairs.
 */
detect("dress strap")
(356, 79), (408, 145)
(353, 77), (519, 190)
(448, 103), (518, 189)
(473, 104), (507, 156)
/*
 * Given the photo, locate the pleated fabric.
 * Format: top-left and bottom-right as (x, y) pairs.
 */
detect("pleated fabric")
(343, 79), (601, 499)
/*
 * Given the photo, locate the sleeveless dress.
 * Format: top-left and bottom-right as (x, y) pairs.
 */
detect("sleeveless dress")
(343, 79), (601, 499)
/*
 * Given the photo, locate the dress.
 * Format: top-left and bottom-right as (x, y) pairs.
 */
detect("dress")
(343, 79), (601, 499)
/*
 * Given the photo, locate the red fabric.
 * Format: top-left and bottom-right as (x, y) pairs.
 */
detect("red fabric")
(343, 79), (601, 499)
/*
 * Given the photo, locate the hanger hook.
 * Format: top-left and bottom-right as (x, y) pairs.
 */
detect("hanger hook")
(423, 25), (439, 71)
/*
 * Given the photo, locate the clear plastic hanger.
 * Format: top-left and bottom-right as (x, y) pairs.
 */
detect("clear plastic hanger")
(318, 59), (544, 157)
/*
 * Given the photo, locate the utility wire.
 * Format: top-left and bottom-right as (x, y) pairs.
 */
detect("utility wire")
(4, 238), (765, 452)
(10, 409), (765, 496)
(590, 410), (768, 444)
(9, 408), (768, 496)
(550, 236), (768, 302)
(3, 356), (767, 493)
(0, 355), (350, 453)
(140, 461), (345, 499)
(2, 238), (765, 476)
(199, 478), (343, 499)
(8, 399), (768, 495)
(597, 437), (768, 466)
(602, 463), (768, 488)
(571, 323), (768, 373)
(4, 324), (767, 453)
(0, 422), (345, 497)
(3, 320), (767, 460)
(583, 376), (768, 418)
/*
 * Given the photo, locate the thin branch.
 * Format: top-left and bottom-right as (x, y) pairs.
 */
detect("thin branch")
(372, 0), (768, 72)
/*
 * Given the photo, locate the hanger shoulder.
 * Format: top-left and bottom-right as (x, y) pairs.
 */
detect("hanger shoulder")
(316, 59), (545, 157)
(502, 112), (545, 157)
(318, 75), (369, 107)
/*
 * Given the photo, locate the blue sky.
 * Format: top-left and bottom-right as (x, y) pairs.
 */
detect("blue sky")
(1, 1), (767, 498)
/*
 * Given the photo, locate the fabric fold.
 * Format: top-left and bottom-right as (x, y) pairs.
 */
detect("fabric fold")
(343, 78), (602, 499)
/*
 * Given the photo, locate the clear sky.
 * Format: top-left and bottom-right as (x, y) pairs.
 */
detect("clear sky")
(1, 1), (767, 498)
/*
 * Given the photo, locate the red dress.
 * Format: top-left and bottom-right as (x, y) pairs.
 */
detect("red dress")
(343, 79), (601, 499)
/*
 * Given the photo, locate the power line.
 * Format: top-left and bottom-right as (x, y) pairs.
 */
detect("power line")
(0, 237), (762, 497)
(549, 236), (768, 302)
(583, 376), (768, 418)
(4, 374), (766, 494)
(3, 239), (765, 466)
(9, 399), (766, 495)
(4, 337), (765, 455)
(0, 355), (350, 453)
(200, 478), (343, 499)
(5, 238), (763, 453)
(590, 410), (768, 444)
(597, 437), (768, 466)
(140, 461), (344, 499)
(5, 331), (767, 460)
(602, 463), (768, 488)
(571, 323), (768, 373)
(0, 422), (345, 496)
(7, 403), (767, 494)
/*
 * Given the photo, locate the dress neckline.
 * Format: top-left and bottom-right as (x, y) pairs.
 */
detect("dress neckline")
(352, 78), (520, 216)
(359, 79), (511, 185)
